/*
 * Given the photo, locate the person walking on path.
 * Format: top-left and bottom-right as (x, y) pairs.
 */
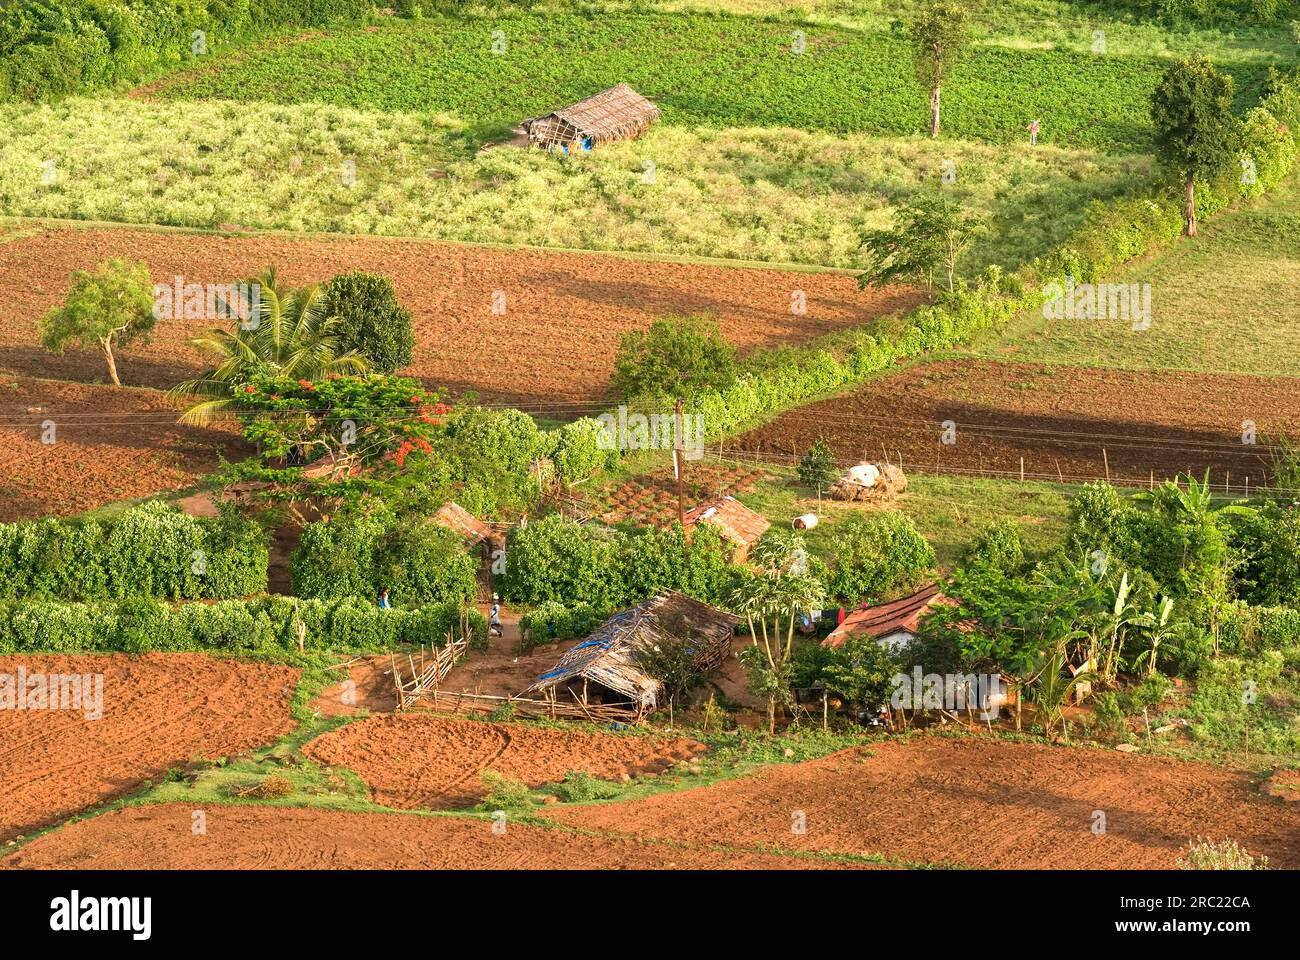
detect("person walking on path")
(378, 587), (392, 609)
(1027, 118), (1041, 146)
(489, 595), (503, 637)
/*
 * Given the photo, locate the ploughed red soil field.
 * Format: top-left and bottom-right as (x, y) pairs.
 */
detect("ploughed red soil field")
(543, 736), (1300, 869)
(0, 224), (919, 403)
(0, 654), (299, 842)
(737, 359), (1300, 487)
(0, 374), (250, 521)
(302, 713), (708, 809)
(0, 803), (859, 869)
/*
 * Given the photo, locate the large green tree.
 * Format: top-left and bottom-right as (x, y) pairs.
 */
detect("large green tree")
(612, 315), (737, 527)
(909, 0), (970, 138)
(324, 271), (415, 373)
(859, 190), (984, 291)
(168, 267), (369, 424)
(1150, 56), (1240, 237)
(39, 258), (155, 387)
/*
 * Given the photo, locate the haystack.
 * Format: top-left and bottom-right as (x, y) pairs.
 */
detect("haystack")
(828, 462), (908, 502)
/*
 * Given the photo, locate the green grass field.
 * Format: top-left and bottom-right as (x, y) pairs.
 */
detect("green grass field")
(972, 174), (1300, 375)
(0, 96), (1151, 267)
(150, 12), (1270, 152)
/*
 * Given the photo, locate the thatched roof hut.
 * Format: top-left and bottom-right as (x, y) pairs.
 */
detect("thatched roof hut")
(520, 83), (660, 152)
(432, 501), (492, 549)
(683, 496), (771, 563)
(520, 592), (739, 711)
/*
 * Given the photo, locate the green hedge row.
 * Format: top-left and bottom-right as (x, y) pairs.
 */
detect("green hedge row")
(1221, 602), (1300, 654)
(501, 515), (736, 609)
(290, 510), (479, 605)
(517, 599), (609, 648)
(0, 596), (486, 654)
(680, 71), (1300, 443)
(0, 0), (375, 102)
(0, 501), (267, 601)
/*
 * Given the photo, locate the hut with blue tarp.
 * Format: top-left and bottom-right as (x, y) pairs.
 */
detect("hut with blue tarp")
(520, 592), (738, 719)
(519, 84), (660, 154)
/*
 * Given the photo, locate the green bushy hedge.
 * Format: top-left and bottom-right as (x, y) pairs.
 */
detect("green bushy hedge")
(291, 511), (479, 604)
(0, 596), (486, 653)
(501, 515), (734, 608)
(0, 501), (267, 601)
(825, 511), (935, 604)
(517, 599), (609, 648)
(0, 0), (375, 102)
(1220, 602), (1300, 654)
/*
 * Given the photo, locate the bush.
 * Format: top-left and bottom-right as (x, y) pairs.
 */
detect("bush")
(476, 771), (534, 813)
(825, 511), (935, 603)
(518, 600), (608, 648)
(553, 771), (622, 803)
(550, 417), (619, 487)
(292, 511), (478, 606)
(0, 501), (267, 601)
(1178, 837), (1270, 870)
(962, 519), (1026, 574)
(797, 438), (837, 490)
(0, 597), (485, 654)
(324, 271), (415, 374)
(0, 0), (376, 102)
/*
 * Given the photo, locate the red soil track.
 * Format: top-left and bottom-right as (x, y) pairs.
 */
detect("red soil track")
(0, 654), (299, 842)
(302, 713), (708, 809)
(0, 802), (855, 869)
(0, 224), (918, 403)
(0, 374), (250, 521)
(738, 359), (1300, 487)
(544, 736), (1300, 869)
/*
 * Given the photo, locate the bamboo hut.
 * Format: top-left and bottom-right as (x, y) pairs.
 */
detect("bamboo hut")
(519, 83), (660, 153)
(520, 592), (739, 717)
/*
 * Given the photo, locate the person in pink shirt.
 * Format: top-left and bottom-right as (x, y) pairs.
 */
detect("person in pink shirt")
(1027, 118), (1041, 145)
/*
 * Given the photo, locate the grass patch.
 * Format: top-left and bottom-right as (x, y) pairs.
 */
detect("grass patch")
(0, 97), (1149, 267)
(146, 12), (1269, 152)
(973, 175), (1300, 376)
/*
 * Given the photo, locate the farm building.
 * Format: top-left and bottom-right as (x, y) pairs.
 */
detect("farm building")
(520, 592), (739, 717)
(432, 501), (493, 549)
(683, 496), (770, 562)
(520, 83), (660, 152)
(824, 583), (956, 652)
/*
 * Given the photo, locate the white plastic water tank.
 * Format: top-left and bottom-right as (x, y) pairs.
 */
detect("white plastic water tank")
(792, 514), (819, 530)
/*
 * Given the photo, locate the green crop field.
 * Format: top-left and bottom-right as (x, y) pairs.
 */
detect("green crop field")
(149, 12), (1269, 152)
(0, 96), (1151, 267)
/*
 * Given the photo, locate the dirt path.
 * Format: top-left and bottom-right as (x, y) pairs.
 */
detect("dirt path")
(0, 803), (858, 869)
(0, 224), (916, 403)
(0, 654), (299, 842)
(738, 359), (1300, 488)
(302, 713), (707, 809)
(544, 735), (1300, 869)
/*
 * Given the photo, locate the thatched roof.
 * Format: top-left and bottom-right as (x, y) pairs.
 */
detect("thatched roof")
(683, 496), (771, 548)
(521, 84), (660, 147)
(432, 501), (492, 548)
(521, 592), (739, 708)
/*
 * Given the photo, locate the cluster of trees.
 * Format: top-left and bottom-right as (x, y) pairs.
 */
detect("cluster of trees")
(914, 475), (1300, 739)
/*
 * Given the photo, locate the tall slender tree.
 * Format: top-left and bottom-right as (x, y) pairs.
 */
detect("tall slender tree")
(909, 0), (970, 139)
(1151, 56), (1240, 237)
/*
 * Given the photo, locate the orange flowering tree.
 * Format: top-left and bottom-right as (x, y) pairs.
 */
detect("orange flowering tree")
(236, 373), (449, 467)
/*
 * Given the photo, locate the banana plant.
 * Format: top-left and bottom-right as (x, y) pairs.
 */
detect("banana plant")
(1028, 640), (1097, 742)
(1132, 596), (1177, 677)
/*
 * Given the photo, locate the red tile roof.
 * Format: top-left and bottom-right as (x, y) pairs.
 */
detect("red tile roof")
(823, 583), (954, 649)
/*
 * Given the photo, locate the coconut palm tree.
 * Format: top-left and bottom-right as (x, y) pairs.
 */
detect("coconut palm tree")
(167, 267), (370, 425)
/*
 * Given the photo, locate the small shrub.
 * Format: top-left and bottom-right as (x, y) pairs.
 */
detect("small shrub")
(825, 511), (935, 603)
(554, 771), (622, 803)
(797, 438), (837, 490)
(1177, 837), (1269, 870)
(477, 771), (534, 812)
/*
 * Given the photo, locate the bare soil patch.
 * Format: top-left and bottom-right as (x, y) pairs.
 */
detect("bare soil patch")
(738, 359), (1300, 487)
(0, 224), (916, 403)
(544, 735), (1300, 869)
(0, 654), (299, 842)
(302, 713), (707, 809)
(0, 374), (250, 521)
(0, 802), (853, 869)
